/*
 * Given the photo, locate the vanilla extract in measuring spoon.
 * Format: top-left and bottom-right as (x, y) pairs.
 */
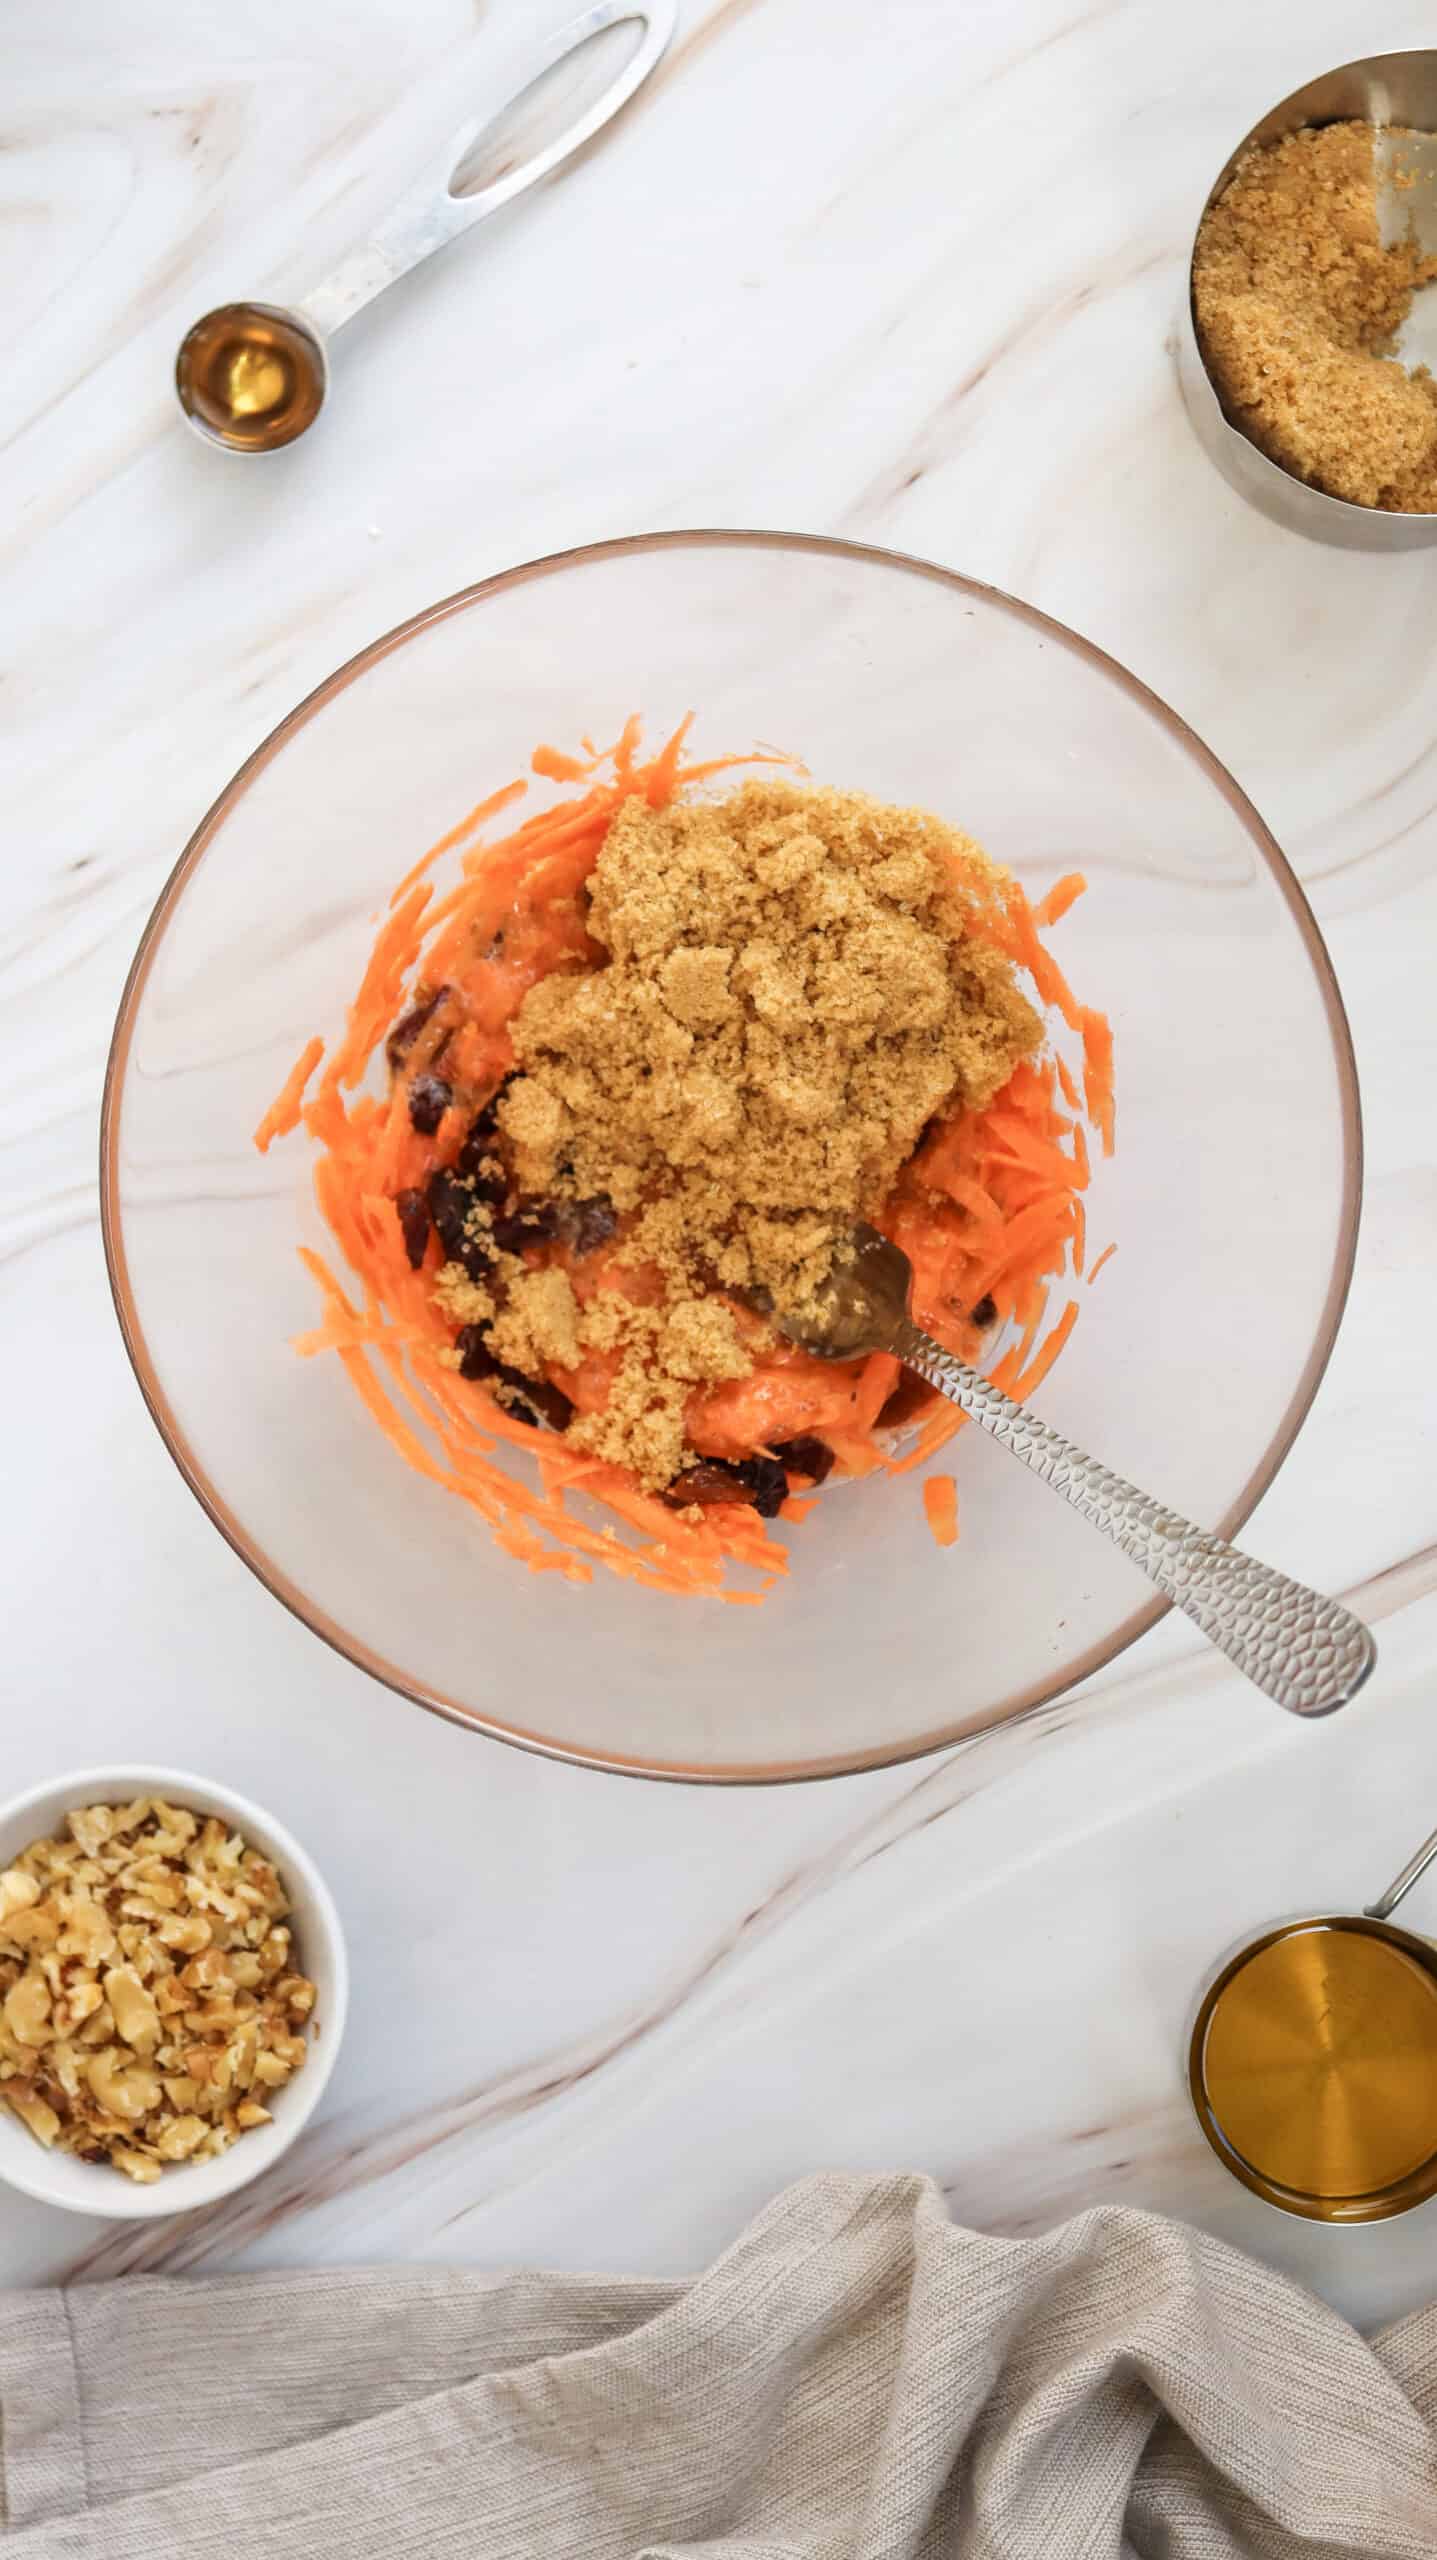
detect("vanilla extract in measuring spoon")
(178, 305), (326, 453)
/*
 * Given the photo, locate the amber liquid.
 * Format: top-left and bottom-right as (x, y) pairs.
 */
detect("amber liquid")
(1195, 1918), (1437, 2218)
(178, 304), (324, 452)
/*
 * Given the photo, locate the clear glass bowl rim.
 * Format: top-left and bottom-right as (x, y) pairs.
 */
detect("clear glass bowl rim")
(99, 528), (1364, 1784)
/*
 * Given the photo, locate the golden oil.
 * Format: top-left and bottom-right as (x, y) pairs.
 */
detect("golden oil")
(176, 303), (325, 453)
(1190, 1916), (1437, 2222)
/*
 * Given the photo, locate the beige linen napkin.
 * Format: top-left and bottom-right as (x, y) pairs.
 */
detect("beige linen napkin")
(2, 2172), (1435, 2556)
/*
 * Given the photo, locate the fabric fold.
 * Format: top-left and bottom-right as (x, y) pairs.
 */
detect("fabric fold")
(1, 2174), (1433, 2556)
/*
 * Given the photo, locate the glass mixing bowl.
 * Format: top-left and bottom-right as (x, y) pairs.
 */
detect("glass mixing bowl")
(101, 533), (1360, 1781)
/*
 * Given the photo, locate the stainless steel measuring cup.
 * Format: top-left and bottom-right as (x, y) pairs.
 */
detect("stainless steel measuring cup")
(1178, 50), (1437, 549)
(1189, 1819), (1437, 2223)
(176, 0), (674, 454)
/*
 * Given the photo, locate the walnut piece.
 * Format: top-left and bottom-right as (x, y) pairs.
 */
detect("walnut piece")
(0, 1801), (318, 2182)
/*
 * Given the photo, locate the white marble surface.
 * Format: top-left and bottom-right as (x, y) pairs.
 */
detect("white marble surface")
(5, 0), (1437, 2331)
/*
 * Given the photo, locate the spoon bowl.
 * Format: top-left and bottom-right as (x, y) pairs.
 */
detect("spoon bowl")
(176, 302), (329, 455)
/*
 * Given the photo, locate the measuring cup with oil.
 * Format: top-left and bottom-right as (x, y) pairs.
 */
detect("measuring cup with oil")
(1190, 1821), (1437, 2223)
(175, 0), (674, 455)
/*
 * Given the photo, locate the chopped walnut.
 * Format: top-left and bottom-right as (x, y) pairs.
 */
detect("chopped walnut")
(0, 1801), (318, 2182)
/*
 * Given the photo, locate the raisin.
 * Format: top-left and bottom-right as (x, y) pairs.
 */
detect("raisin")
(773, 1435), (834, 1487)
(509, 1374), (574, 1432)
(735, 1455), (789, 1517)
(455, 1119), (508, 1200)
(564, 1195), (618, 1255)
(427, 1171), (492, 1282)
(662, 1454), (789, 1517)
(407, 1073), (452, 1135)
(454, 1327), (571, 1431)
(492, 1202), (561, 1255)
(971, 1294), (997, 1327)
(662, 1462), (746, 1510)
(395, 1187), (430, 1271)
(385, 987), (444, 1071)
(456, 1324), (496, 1382)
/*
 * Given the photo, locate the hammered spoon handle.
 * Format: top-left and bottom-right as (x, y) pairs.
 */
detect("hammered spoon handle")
(896, 1315), (1374, 1718)
(775, 1223), (1376, 1722)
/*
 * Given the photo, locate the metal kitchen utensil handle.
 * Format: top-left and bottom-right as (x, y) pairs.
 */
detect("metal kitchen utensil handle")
(896, 1319), (1377, 1719)
(1367, 1826), (1437, 1921)
(297, 0), (675, 340)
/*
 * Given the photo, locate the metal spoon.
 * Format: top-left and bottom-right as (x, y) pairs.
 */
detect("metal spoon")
(778, 1225), (1376, 1720)
(175, 0), (675, 454)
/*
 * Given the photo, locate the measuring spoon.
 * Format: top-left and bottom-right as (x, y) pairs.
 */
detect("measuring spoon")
(176, 0), (675, 454)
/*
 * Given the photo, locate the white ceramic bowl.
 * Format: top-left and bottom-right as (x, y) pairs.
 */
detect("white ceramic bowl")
(0, 1766), (347, 2219)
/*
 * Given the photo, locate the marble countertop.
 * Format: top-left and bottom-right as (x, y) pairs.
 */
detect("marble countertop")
(6, 0), (1437, 2330)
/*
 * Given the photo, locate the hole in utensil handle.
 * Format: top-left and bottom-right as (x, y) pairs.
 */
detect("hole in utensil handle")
(449, 7), (657, 201)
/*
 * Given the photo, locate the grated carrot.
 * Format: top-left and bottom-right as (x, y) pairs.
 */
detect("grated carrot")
(1010, 1299), (1080, 1401)
(1088, 1241), (1117, 1285)
(253, 1036), (324, 1153)
(259, 721), (1113, 1600)
(388, 781), (529, 906)
(922, 1475), (960, 1548)
(1031, 872), (1087, 928)
(1080, 1007), (1116, 1158)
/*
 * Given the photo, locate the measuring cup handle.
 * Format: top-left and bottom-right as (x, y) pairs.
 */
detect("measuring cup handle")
(296, 0), (675, 340)
(1367, 1825), (1437, 1922)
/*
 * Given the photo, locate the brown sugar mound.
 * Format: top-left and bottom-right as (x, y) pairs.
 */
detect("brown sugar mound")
(494, 782), (1040, 1488)
(1193, 121), (1437, 511)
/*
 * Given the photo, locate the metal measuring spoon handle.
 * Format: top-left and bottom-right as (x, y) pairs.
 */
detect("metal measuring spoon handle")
(297, 0), (675, 340)
(895, 1316), (1376, 1719)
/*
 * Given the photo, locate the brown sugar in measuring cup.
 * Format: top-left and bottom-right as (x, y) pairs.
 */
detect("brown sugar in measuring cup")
(1178, 48), (1437, 548)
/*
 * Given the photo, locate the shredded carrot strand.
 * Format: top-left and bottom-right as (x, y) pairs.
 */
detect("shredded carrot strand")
(1031, 872), (1087, 928)
(922, 1475), (960, 1548)
(531, 744), (591, 784)
(1088, 1241), (1117, 1285)
(388, 781), (529, 905)
(1080, 1007), (1116, 1158)
(1010, 1299), (1080, 1401)
(253, 1036), (324, 1153)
